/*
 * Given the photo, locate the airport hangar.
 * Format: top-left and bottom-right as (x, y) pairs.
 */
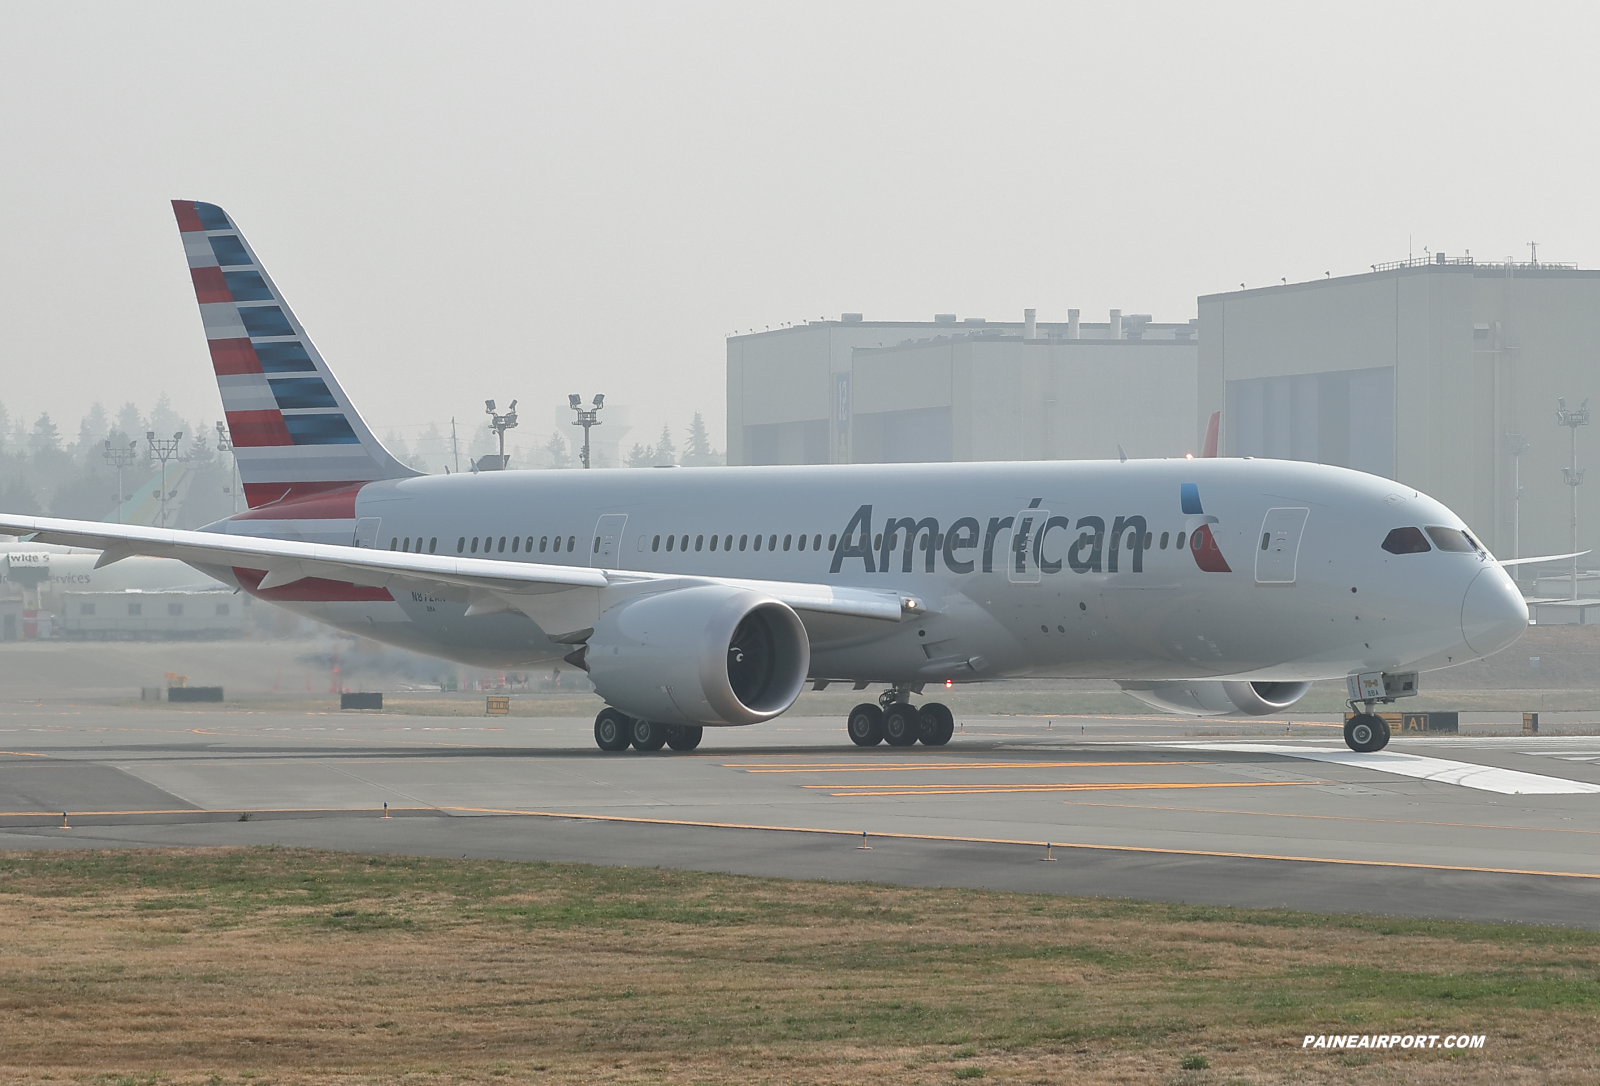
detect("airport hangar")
(726, 310), (1202, 468)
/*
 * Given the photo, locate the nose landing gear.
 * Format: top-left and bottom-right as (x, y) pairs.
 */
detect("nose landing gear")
(847, 687), (955, 748)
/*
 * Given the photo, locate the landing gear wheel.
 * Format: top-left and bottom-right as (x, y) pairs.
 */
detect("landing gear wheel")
(847, 703), (885, 746)
(594, 708), (632, 752)
(630, 718), (668, 751)
(1344, 712), (1389, 753)
(666, 724), (703, 751)
(883, 704), (921, 747)
(919, 702), (955, 746)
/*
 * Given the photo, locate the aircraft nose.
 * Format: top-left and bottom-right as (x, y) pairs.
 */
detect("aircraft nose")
(1461, 566), (1529, 657)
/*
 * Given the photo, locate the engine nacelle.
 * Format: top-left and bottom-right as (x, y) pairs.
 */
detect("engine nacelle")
(1117, 679), (1312, 717)
(584, 585), (810, 727)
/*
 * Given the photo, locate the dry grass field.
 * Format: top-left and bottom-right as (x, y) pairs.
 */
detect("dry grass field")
(2, 849), (1599, 1085)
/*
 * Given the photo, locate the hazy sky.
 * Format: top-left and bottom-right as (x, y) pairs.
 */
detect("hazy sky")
(2, 2), (1596, 459)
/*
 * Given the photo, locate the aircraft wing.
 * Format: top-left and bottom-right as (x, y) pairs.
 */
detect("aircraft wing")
(1498, 550), (1592, 567)
(0, 513), (911, 640)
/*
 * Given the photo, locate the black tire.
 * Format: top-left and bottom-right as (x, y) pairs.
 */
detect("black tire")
(630, 717), (668, 751)
(919, 702), (955, 746)
(883, 704), (921, 747)
(666, 724), (703, 751)
(847, 703), (884, 746)
(1344, 713), (1386, 753)
(594, 708), (632, 752)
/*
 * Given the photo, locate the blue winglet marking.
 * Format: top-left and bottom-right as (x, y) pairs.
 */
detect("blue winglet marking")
(1180, 483), (1203, 515)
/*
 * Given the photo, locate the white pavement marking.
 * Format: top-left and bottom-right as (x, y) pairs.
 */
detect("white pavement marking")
(1170, 744), (1600, 796)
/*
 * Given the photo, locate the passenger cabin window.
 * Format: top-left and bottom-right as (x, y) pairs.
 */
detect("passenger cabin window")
(753, 535), (762, 551)
(471, 537), (479, 553)
(1382, 527), (1431, 554)
(695, 535), (704, 551)
(724, 535), (733, 550)
(512, 536), (519, 552)
(828, 534), (837, 550)
(430, 538), (438, 553)
(1160, 532), (1170, 549)
(567, 535), (576, 551)
(783, 534), (792, 551)
(1425, 526), (1477, 553)
(457, 537), (466, 553)
(740, 535), (749, 551)
(1174, 531), (1186, 550)
(653, 535), (661, 551)
(667, 535), (676, 551)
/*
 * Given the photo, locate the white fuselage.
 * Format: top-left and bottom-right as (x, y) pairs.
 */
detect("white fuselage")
(198, 457), (1528, 687)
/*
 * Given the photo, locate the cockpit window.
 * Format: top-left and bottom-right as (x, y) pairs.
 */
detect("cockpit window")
(1425, 526), (1477, 553)
(1382, 527), (1431, 554)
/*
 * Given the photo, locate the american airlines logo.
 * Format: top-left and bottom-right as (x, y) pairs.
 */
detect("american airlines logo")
(830, 486), (1231, 577)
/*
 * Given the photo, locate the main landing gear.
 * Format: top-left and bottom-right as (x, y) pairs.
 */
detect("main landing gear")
(1343, 711), (1391, 753)
(847, 688), (955, 748)
(592, 707), (703, 753)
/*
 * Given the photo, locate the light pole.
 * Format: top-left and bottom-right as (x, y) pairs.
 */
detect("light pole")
(215, 421), (238, 514)
(1505, 433), (1529, 566)
(484, 398), (518, 469)
(147, 430), (183, 528)
(1557, 398), (1589, 600)
(569, 393), (604, 469)
(102, 438), (139, 523)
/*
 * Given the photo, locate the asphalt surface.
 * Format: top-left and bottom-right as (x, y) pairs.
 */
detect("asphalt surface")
(4, 702), (1600, 927)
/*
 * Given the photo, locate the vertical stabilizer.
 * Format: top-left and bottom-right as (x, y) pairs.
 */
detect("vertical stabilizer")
(172, 200), (419, 508)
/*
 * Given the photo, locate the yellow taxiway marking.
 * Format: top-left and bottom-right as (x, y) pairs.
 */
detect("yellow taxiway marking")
(444, 807), (1600, 880)
(0, 751), (47, 757)
(809, 781), (1327, 797)
(1061, 800), (1600, 836)
(724, 760), (1205, 773)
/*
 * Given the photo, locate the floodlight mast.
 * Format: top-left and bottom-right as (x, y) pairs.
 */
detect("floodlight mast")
(216, 421), (238, 514)
(1558, 397), (1590, 600)
(146, 430), (183, 528)
(484, 398), (519, 468)
(569, 394), (604, 469)
(101, 439), (140, 524)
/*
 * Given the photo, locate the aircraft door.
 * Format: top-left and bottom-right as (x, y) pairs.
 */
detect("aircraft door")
(353, 517), (382, 549)
(1255, 507), (1309, 585)
(591, 514), (628, 569)
(1008, 506), (1048, 585)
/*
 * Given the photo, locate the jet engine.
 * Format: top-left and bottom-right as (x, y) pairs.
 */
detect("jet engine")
(583, 585), (810, 727)
(1117, 679), (1312, 717)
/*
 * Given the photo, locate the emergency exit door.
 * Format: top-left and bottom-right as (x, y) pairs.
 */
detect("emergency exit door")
(1255, 507), (1309, 585)
(591, 514), (628, 569)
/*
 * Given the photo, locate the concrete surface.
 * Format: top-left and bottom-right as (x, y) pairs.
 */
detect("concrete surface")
(3, 700), (1600, 926)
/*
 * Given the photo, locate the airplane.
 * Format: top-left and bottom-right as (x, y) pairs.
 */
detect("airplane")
(0, 201), (1534, 754)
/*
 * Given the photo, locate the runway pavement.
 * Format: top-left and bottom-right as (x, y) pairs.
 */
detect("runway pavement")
(4, 701), (1600, 926)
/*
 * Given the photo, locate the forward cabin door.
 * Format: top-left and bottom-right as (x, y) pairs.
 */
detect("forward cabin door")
(1255, 508), (1309, 585)
(591, 514), (628, 569)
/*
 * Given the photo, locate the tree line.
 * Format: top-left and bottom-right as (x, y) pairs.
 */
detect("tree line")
(0, 398), (724, 529)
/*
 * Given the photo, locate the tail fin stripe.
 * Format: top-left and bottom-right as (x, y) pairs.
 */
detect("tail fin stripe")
(190, 266), (232, 303)
(172, 200), (205, 232)
(208, 338), (262, 376)
(254, 343), (315, 372)
(209, 235), (251, 266)
(284, 415), (360, 445)
(225, 409), (293, 447)
(237, 306), (294, 337)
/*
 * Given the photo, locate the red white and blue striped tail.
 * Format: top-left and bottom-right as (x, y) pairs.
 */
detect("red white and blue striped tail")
(173, 200), (418, 510)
